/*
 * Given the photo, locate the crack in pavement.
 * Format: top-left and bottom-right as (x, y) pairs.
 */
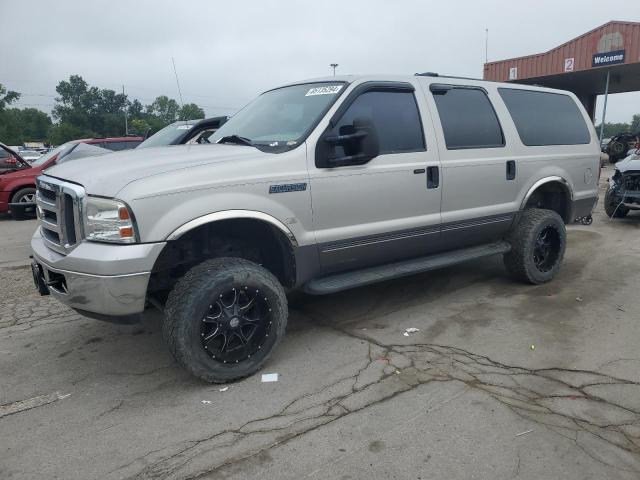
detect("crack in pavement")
(0, 391), (71, 419)
(100, 316), (640, 480)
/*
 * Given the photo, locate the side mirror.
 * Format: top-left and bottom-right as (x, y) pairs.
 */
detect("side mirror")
(318, 117), (379, 167)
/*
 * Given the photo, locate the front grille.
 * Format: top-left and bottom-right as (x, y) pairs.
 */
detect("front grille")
(623, 172), (640, 191)
(35, 176), (86, 255)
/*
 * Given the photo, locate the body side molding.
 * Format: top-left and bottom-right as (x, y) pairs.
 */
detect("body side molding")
(166, 210), (298, 246)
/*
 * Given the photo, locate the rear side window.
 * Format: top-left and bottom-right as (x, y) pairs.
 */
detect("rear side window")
(334, 90), (425, 154)
(431, 86), (504, 149)
(498, 89), (590, 146)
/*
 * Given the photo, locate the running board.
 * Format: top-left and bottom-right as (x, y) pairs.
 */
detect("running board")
(303, 241), (511, 295)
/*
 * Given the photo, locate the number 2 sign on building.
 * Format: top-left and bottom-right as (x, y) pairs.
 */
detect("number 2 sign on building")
(564, 58), (575, 72)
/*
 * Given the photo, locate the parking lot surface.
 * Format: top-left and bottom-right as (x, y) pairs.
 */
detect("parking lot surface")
(1, 169), (640, 479)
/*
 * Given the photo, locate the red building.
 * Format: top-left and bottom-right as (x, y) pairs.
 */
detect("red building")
(483, 21), (640, 120)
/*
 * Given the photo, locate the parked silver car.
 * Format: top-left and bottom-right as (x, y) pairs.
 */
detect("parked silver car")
(30, 74), (600, 382)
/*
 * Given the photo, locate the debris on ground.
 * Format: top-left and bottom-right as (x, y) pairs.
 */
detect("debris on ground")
(576, 297), (583, 302)
(514, 429), (533, 437)
(530, 345), (535, 350)
(617, 306), (625, 312)
(261, 373), (278, 383)
(201, 400), (212, 404)
(403, 327), (420, 337)
(219, 387), (229, 392)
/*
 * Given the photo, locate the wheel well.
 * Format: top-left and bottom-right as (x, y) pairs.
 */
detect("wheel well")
(524, 181), (571, 223)
(148, 218), (296, 305)
(10, 184), (36, 202)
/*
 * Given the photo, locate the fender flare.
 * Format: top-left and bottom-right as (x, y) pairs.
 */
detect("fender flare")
(165, 209), (299, 247)
(520, 176), (574, 210)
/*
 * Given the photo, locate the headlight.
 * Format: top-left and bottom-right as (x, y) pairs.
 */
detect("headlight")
(83, 197), (137, 244)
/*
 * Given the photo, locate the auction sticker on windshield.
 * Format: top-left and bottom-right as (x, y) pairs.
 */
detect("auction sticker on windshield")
(305, 85), (342, 96)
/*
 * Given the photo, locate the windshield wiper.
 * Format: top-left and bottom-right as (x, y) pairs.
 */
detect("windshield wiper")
(217, 135), (254, 147)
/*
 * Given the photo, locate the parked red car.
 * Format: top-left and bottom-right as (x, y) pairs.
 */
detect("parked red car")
(0, 137), (142, 218)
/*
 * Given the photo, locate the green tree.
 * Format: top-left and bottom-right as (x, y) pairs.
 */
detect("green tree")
(129, 118), (151, 136)
(178, 103), (205, 121)
(128, 99), (144, 118)
(0, 108), (52, 144)
(595, 122), (630, 138)
(147, 95), (180, 124)
(48, 122), (93, 146)
(631, 114), (640, 134)
(0, 84), (20, 111)
(52, 75), (129, 142)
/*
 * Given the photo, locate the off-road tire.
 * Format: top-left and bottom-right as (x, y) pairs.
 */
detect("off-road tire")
(504, 209), (566, 284)
(604, 187), (629, 218)
(163, 257), (288, 383)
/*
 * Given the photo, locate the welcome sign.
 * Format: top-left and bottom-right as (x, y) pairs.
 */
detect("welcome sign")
(592, 49), (625, 67)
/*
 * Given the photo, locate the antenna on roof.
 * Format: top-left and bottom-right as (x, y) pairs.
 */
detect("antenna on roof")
(171, 57), (186, 124)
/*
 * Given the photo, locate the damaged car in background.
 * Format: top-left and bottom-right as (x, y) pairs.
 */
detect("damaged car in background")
(605, 148), (640, 218)
(0, 142), (112, 219)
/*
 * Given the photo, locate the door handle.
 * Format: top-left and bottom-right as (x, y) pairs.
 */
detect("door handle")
(506, 160), (516, 180)
(427, 166), (439, 189)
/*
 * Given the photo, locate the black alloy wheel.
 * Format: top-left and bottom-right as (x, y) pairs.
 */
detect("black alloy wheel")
(532, 226), (561, 273)
(200, 286), (272, 364)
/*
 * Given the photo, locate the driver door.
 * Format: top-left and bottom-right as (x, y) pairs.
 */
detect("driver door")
(307, 81), (442, 274)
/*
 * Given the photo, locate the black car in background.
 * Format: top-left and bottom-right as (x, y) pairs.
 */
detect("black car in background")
(137, 116), (228, 149)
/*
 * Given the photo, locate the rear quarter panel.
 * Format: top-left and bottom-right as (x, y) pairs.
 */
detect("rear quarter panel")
(492, 87), (600, 207)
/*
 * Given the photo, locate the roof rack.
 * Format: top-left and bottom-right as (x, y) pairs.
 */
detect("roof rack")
(415, 72), (490, 82)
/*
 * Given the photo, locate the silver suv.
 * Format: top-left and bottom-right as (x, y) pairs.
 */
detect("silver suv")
(30, 74), (600, 382)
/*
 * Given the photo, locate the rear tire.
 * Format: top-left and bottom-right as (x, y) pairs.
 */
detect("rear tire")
(604, 187), (629, 218)
(163, 257), (288, 383)
(504, 209), (566, 284)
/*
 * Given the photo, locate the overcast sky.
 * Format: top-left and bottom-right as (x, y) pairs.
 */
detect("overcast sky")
(2, 0), (639, 124)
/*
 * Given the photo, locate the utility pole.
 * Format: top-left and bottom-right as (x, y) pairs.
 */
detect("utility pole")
(122, 85), (128, 135)
(599, 70), (611, 144)
(485, 28), (489, 64)
(330, 63), (339, 76)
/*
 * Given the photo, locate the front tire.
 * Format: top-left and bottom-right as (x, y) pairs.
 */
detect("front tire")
(163, 257), (288, 383)
(504, 209), (566, 284)
(604, 187), (628, 218)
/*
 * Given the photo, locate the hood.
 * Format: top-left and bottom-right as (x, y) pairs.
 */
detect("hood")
(0, 162), (43, 179)
(615, 151), (640, 173)
(44, 143), (272, 197)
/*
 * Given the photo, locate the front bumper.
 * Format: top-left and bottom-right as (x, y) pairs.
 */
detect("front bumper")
(31, 228), (165, 318)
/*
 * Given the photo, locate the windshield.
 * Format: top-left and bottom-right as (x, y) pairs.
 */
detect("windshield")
(30, 143), (72, 167)
(137, 121), (196, 149)
(210, 82), (345, 149)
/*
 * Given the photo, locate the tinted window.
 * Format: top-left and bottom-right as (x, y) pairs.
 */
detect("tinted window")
(498, 88), (590, 146)
(102, 142), (121, 151)
(432, 87), (504, 149)
(104, 141), (140, 151)
(334, 90), (425, 154)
